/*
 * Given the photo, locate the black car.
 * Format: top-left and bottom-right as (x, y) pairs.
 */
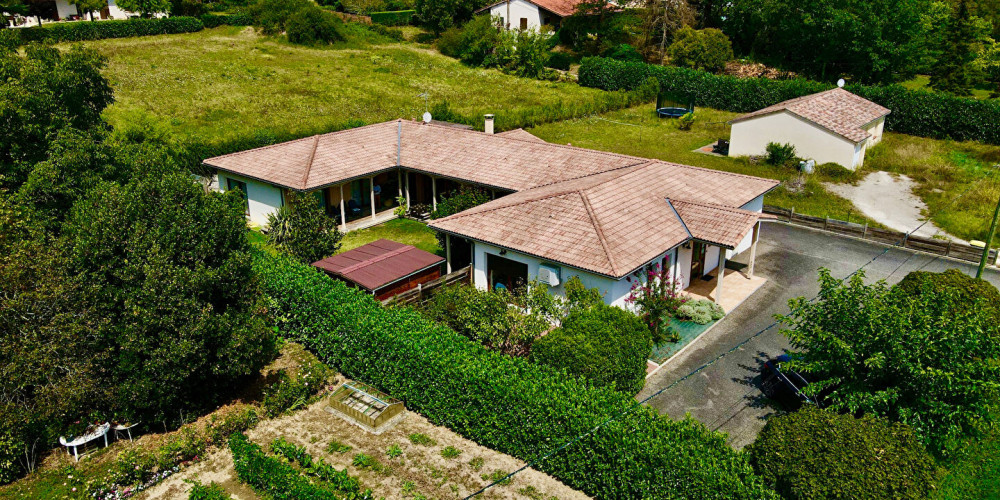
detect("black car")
(760, 354), (825, 408)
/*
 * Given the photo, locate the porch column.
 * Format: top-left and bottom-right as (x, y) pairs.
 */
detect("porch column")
(715, 248), (726, 305)
(445, 234), (452, 274)
(431, 176), (438, 211)
(370, 175), (376, 221)
(339, 184), (347, 232)
(397, 170), (403, 199)
(404, 171), (411, 207)
(748, 222), (760, 277)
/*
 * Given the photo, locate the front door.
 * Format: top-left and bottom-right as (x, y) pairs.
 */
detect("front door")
(690, 242), (706, 279)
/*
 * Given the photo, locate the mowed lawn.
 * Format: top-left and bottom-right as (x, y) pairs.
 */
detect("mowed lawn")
(528, 106), (874, 223)
(529, 106), (1000, 240)
(83, 26), (609, 150)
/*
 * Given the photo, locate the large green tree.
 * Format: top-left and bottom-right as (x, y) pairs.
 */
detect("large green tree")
(931, 0), (981, 94)
(68, 0), (107, 19)
(115, 0), (169, 16)
(778, 268), (1000, 455)
(723, 0), (930, 83)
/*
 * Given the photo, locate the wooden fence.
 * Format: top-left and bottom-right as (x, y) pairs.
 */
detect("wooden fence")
(763, 205), (998, 265)
(382, 265), (471, 306)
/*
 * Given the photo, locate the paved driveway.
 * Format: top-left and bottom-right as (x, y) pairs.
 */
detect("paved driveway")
(637, 222), (1000, 449)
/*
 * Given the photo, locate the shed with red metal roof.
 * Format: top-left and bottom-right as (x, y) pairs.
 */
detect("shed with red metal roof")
(312, 239), (445, 300)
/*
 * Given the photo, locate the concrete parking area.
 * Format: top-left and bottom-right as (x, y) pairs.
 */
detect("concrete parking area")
(637, 222), (1000, 449)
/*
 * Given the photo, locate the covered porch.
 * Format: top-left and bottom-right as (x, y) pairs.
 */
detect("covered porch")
(313, 170), (404, 232)
(402, 169), (502, 218)
(680, 221), (764, 312)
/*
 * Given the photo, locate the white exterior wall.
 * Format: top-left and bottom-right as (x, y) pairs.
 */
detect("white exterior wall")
(217, 173), (284, 227)
(728, 111), (863, 170)
(487, 0), (543, 30)
(54, 0), (78, 19)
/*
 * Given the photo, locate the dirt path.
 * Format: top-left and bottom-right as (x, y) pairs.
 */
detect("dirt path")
(142, 398), (589, 500)
(825, 171), (967, 242)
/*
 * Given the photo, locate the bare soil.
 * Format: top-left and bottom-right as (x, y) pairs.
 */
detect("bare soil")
(141, 393), (588, 500)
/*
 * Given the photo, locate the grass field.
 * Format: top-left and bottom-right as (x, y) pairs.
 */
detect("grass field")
(901, 74), (997, 100)
(79, 26), (615, 154)
(340, 218), (440, 255)
(528, 106), (876, 224)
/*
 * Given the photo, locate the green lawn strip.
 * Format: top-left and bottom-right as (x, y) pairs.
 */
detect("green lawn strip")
(528, 106), (881, 225)
(73, 27), (634, 158)
(900, 74), (996, 101)
(339, 218), (441, 255)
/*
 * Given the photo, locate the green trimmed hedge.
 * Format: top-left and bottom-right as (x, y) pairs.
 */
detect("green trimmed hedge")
(578, 57), (1000, 145)
(370, 10), (414, 26)
(253, 251), (776, 499)
(17, 17), (204, 44)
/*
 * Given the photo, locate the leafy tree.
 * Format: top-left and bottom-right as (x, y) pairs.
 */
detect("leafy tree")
(1, 0), (26, 27)
(0, 45), (113, 190)
(778, 268), (1000, 455)
(286, 5), (345, 45)
(667, 26), (733, 73)
(488, 27), (552, 78)
(66, 167), (277, 423)
(747, 406), (937, 500)
(266, 190), (343, 263)
(69, 0), (108, 19)
(531, 304), (652, 394)
(639, 0), (695, 62)
(115, 0), (169, 16)
(248, 0), (312, 35)
(723, 0), (930, 83)
(414, 0), (457, 35)
(931, 0), (981, 94)
(560, 1), (640, 55)
(22, 0), (54, 25)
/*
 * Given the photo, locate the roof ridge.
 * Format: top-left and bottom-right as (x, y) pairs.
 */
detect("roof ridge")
(650, 160), (783, 186)
(670, 197), (758, 215)
(526, 160), (653, 189)
(579, 189), (620, 277)
(665, 199), (693, 238)
(204, 121), (397, 163)
(434, 187), (593, 222)
(300, 135), (321, 189)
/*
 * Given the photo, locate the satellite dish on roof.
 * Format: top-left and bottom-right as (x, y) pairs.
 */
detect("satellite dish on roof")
(422, 111), (432, 123)
(837, 78), (846, 88)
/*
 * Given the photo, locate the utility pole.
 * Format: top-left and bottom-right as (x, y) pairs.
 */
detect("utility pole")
(977, 195), (1000, 279)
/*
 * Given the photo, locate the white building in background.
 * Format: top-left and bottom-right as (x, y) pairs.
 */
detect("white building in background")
(475, 0), (590, 30)
(727, 88), (891, 170)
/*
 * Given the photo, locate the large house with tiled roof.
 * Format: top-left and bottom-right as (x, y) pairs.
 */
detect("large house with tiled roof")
(204, 118), (778, 307)
(728, 88), (890, 170)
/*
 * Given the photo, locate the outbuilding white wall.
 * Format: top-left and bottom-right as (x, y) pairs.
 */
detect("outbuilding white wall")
(486, 0), (546, 30)
(216, 173), (284, 227)
(54, 0), (78, 19)
(729, 111), (865, 170)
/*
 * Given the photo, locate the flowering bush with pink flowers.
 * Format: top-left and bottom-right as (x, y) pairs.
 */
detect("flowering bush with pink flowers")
(625, 264), (687, 343)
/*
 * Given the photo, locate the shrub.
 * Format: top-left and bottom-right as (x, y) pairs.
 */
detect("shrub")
(676, 112), (695, 131)
(894, 269), (1000, 323)
(286, 6), (347, 45)
(816, 162), (855, 181)
(667, 27), (733, 73)
(604, 43), (643, 62)
(676, 299), (724, 325)
(187, 481), (230, 500)
(578, 56), (1000, 145)
(204, 405), (259, 446)
(366, 23), (404, 41)
(747, 406), (936, 500)
(266, 191), (343, 263)
(531, 305), (652, 394)
(545, 51), (574, 71)
(625, 264), (684, 343)
(15, 17), (204, 45)
(271, 437), (365, 494)
(253, 250), (777, 499)
(230, 433), (363, 500)
(200, 13), (253, 28)
(765, 142), (797, 166)
(0, 431), (19, 485)
(386, 444), (402, 459)
(435, 27), (464, 58)
(370, 9), (414, 25)
(110, 448), (157, 486)
(249, 0), (312, 35)
(262, 359), (330, 417)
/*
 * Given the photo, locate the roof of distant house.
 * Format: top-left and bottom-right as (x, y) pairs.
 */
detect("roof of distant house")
(311, 239), (444, 291)
(729, 88), (890, 143)
(496, 128), (546, 143)
(429, 162), (777, 278)
(474, 0), (590, 17)
(203, 120), (647, 192)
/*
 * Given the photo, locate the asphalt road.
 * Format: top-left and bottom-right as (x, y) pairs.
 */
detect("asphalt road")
(637, 222), (1000, 449)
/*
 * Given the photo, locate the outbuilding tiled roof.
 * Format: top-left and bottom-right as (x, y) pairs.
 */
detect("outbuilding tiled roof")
(311, 239), (444, 291)
(475, 0), (589, 17)
(429, 162), (778, 278)
(729, 88), (890, 143)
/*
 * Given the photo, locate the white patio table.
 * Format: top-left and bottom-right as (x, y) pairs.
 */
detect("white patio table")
(59, 422), (110, 461)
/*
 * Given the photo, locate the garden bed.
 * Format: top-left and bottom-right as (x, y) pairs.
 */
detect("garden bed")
(648, 319), (718, 365)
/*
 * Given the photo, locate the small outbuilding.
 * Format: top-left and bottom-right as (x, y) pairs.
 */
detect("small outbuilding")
(475, 0), (590, 30)
(727, 88), (890, 170)
(312, 239), (444, 300)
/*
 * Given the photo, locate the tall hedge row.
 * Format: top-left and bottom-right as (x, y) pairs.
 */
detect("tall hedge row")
(578, 57), (1000, 145)
(369, 10), (414, 26)
(253, 251), (777, 499)
(17, 17), (205, 44)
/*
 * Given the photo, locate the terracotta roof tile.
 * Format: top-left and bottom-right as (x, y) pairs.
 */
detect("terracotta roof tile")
(496, 128), (547, 143)
(311, 239), (444, 291)
(730, 88), (890, 143)
(475, 0), (589, 17)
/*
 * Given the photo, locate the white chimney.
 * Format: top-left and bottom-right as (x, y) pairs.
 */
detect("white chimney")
(484, 114), (495, 135)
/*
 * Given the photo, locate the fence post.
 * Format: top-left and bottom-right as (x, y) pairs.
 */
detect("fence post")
(824, 216), (829, 231)
(946, 240), (952, 257)
(417, 282), (423, 303)
(789, 207), (795, 223)
(862, 222), (868, 239)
